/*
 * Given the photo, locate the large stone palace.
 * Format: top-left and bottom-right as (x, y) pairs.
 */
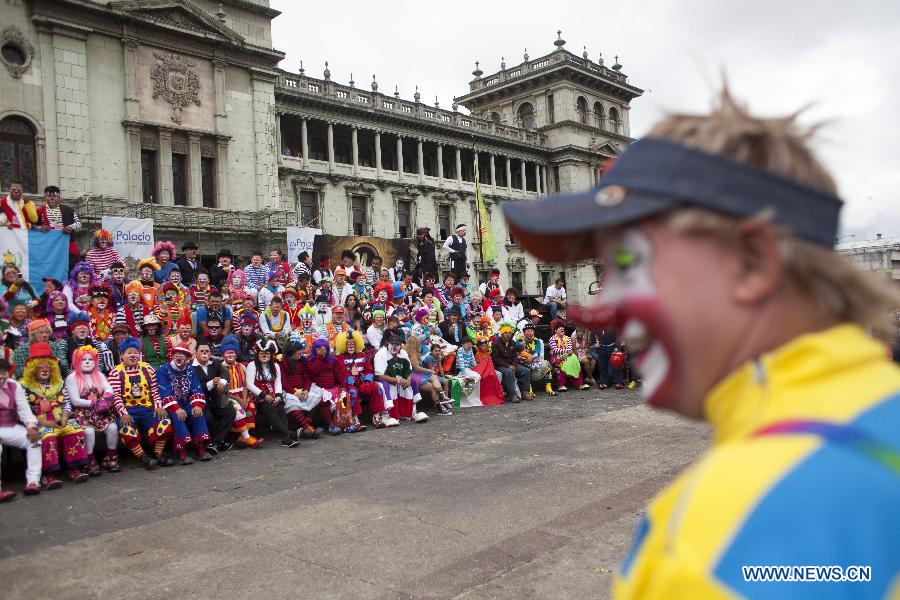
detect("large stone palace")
(0, 0), (642, 301)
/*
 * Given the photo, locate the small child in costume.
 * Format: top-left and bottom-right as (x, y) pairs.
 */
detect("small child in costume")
(220, 335), (261, 448)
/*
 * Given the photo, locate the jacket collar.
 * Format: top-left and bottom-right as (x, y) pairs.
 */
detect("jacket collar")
(703, 323), (887, 444)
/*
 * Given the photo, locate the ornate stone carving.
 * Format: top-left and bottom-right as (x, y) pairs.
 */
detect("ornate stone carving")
(151, 52), (201, 125)
(507, 255), (527, 271)
(200, 145), (215, 157)
(0, 26), (35, 79)
(344, 181), (377, 196)
(432, 191), (463, 204)
(390, 185), (419, 200)
(171, 141), (188, 154)
(292, 175), (328, 190)
(139, 136), (158, 150)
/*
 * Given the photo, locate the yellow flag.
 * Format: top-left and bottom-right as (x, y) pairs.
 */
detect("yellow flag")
(474, 158), (498, 263)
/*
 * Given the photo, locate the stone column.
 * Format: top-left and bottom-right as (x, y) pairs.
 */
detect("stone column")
(542, 165), (549, 196)
(417, 138), (424, 183)
(158, 130), (174, 206)
(125, 126), (141, 203)
(215, 139), (229, 208)
(505, 157), (512, 195)
(535, 162), (542, 195)
(489, 154), (496, 192)
(437, 144), (444, 187)
(123, 40), (139, 120)
(274, 113), (282, 164)
(351, 127), (359, 175)
(375, 131), (382, 178)
(301, 119), (309, 168)
(520, 159), (527, 193)
(213, 60), (227, 133)
(326, 121), (335, 171)
(455, 147), (462, 188)
(188, 134), (202, 207)
(396, 136), (404, 181)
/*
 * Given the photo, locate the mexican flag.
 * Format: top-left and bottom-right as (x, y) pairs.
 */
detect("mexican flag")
(448, 357), (505, 408)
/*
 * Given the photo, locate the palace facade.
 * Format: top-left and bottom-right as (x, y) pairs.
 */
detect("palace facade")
(0, 0), (643, 301)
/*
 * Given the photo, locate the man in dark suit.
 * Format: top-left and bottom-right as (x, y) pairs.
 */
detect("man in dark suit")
(177, 241), (201, 285)
(192, 340), (235, 453)
(210, 248), (235, 290)
(35, 185), (82, 270)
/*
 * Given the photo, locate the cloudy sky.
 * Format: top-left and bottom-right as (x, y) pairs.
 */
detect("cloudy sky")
(270, 0), (898, 241)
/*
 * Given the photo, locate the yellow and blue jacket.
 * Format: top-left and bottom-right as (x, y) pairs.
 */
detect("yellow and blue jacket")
(614, 324), (900, 599)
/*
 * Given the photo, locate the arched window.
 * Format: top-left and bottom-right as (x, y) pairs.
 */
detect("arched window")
(335, 142), (351, 165)
(609, 107), (621, 134)
(593, 101), (605, 129)
(381, 147), (395, 171)
(517, 102), (535, 129)
(576, 96), (588, 124)
(490, 111), (501, 123)
(0, 116), (37, 192)
(309, 137), (326, 161)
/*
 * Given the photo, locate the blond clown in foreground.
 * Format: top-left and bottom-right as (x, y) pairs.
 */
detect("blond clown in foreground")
(503, 89), (900, 599)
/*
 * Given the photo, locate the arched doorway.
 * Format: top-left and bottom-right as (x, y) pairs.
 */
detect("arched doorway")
(0, 116), (37, 192)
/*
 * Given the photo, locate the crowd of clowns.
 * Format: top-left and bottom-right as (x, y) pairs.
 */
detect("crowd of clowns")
(0, 228), (632, 502)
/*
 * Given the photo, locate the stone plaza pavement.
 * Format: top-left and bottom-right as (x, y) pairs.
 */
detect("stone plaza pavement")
(0, 388), (709, 599)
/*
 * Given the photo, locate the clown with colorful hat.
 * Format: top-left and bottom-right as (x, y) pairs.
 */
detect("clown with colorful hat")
(20, 341), (90, 487)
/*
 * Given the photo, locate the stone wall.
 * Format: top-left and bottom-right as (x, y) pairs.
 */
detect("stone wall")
(224, 67), (257, 210)
(51, 33), (93, 195)
(86, 34), (127, 198)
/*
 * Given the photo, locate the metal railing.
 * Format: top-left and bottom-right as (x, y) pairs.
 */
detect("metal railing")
(76, 195), (298, 234)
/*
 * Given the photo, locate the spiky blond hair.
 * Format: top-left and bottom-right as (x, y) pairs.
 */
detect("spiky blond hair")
(649, 88), (900, 337)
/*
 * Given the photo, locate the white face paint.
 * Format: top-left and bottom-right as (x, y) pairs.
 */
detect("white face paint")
(599, 228), (674, 406)
(80, 354), (96, 373)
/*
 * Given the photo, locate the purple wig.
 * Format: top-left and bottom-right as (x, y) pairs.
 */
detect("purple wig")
(45, 290), (73, 317)
(309, 337), (335, 363)
(68, 261), (97, 289)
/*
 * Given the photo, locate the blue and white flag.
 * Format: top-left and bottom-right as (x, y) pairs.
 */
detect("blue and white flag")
(0, 229), (69, 290)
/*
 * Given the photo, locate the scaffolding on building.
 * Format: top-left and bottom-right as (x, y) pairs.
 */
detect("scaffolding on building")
(75, 195), (300, 251)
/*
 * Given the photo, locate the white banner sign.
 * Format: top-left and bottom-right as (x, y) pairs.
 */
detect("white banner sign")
(286, 227), (321, 261)
(102, 216), (155, 261)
